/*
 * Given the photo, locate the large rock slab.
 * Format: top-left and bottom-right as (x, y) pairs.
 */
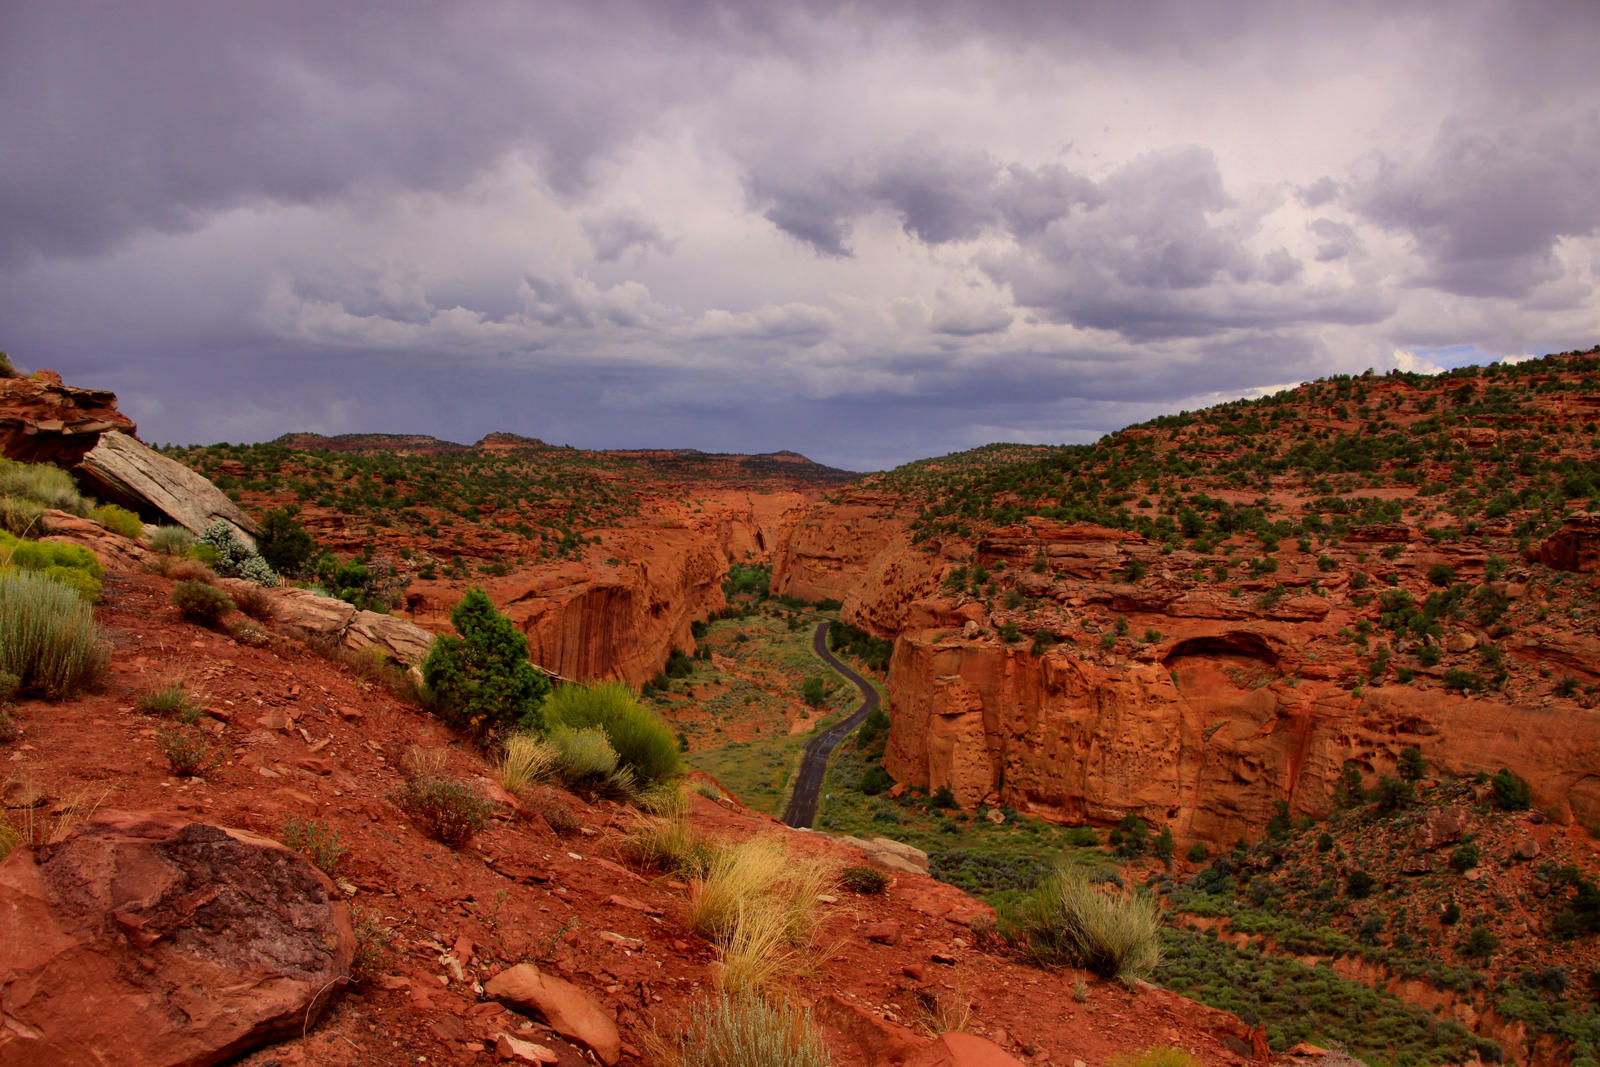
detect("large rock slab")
(74, 430), (257, 543)
(483, 963), (621, 1065)
(0, 811), (352, 1066)
(258, 584), (437, 667)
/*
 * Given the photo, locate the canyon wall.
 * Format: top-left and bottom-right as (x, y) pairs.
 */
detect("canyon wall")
(882, 630), (1600, 845)
(773, 497), (1600, 844)
(410, 489), (812, 688)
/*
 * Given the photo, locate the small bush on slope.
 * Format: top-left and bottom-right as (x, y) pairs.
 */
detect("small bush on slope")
(0, 569), (108, 698)
(422, 586), (549, 737)
(394, 773), (492, 847)
(0, 459), (87, 516)
(543, 679), (681, 788)
(87, 504), (142, 539)
(998, 865), (1162, 982)
(171, 580), (233, 628)
(651, 992), (831, 1067)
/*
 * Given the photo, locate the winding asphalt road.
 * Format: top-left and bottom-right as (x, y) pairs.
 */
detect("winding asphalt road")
(782, 621), (880, 828)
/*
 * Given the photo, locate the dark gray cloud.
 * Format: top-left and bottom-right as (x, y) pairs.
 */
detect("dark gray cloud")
(746, 140), (1102, 256)
(1, 0), (1597, 470)
(1351, 113), (1600, 299)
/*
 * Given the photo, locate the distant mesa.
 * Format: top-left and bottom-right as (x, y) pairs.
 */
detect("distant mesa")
(268, 432), (469, 455)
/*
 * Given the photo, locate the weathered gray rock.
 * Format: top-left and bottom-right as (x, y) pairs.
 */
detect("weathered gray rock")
(239, 583), (437, 667)
(818, 832), (930, 874)
(345, 608), (436, 664)
(74, 430), (256, 544)
(0, 811), (352, 1067)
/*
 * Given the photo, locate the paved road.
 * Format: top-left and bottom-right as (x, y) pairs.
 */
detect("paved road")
(782, 621), (880, 828)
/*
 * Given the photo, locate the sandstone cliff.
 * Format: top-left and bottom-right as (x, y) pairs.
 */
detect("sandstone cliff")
(882, 629), (1600, 846)
(0, 370), (134, 466)
(408, 489), (813, 687)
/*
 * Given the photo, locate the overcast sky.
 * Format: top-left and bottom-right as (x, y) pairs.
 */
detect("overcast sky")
(3, 1), (1597, 470)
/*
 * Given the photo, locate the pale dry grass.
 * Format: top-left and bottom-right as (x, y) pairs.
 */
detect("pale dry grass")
(0, 786), (108, 860)
(688, 836), (835, 994)
(496, 732), (559, 797)
(402, 745), (448, 782)
(647, 992), (833, 1067)
(627, 811), (718, 877)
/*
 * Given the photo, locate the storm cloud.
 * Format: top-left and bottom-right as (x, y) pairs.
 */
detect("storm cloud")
(1, 0), (1597, 470)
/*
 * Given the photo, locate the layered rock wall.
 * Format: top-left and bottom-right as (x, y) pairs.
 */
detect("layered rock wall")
(409, 491), (811, 688)
(883, 631), (1600, 844)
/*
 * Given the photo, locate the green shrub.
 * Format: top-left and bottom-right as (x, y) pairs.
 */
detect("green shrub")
(281, 815), (347, 875)
(999, 866), (1163, 982)
(171, 580), (233, 628)
(256, 507), (316, 576)
(544, 680), (682, 788)
(156, 724), (216, 777)
(137, 683), (203, 723)
(0, 569), (108, 697)
(149, 525), (195, 556)
(1491, 768), (1532, 811)
(1450, 842), (1479, 872)
(0, 495), (44, 536)
(0, 459), (86, 515)
(394, 774), (492, 847)
(422, 587), (549, 737)
(87, 504), (143, 539)
(800, 675), (826, 707)
(658, 992), (831, 1067)
(0, 531), (104, 600)
(1110, 1048), (1201, 1067)
(1185, 842), (1209, 863)
(840, 865), (890, 894)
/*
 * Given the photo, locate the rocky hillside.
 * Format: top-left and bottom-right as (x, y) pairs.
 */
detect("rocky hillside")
(165, 434), (851, 687)
(1, 515), (1274, 1066)
(771, 348), (1600, 846)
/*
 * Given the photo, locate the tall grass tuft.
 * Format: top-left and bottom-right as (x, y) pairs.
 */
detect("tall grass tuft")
(627, 811), (718, 877)
(149, 525), (196, 556)
(543, 680), (682, 787)
(690, 837), (830, 949)
(0, 495), (44, 536)
(653, 992), (832, 1067)
(0, 459), (87, 515)
(997, 865), (1163, 983)
(0, 787), (107, 861)
(0, 570), (108, 697)
(547, 723), (636, 796)
(497, 731), (559, 796)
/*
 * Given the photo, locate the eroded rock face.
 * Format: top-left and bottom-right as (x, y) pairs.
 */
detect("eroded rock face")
(0, 811), (353, 1067)
(75, 430), (257, 543)
(1537, 514), (1600, 572)
(883, 632), (1600, 844)
(0, 371), (135, 466)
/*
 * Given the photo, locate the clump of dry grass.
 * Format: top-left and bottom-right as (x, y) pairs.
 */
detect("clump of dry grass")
(627, 810), (718, 877)
(649, 992), (832, 1067)
(689, 837), (833, 993)
(0, 786), (108, 860)
(496, 732), (559, 797)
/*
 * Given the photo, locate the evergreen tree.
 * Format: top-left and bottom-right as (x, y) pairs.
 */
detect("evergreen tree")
(422, 587), (549, 736)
